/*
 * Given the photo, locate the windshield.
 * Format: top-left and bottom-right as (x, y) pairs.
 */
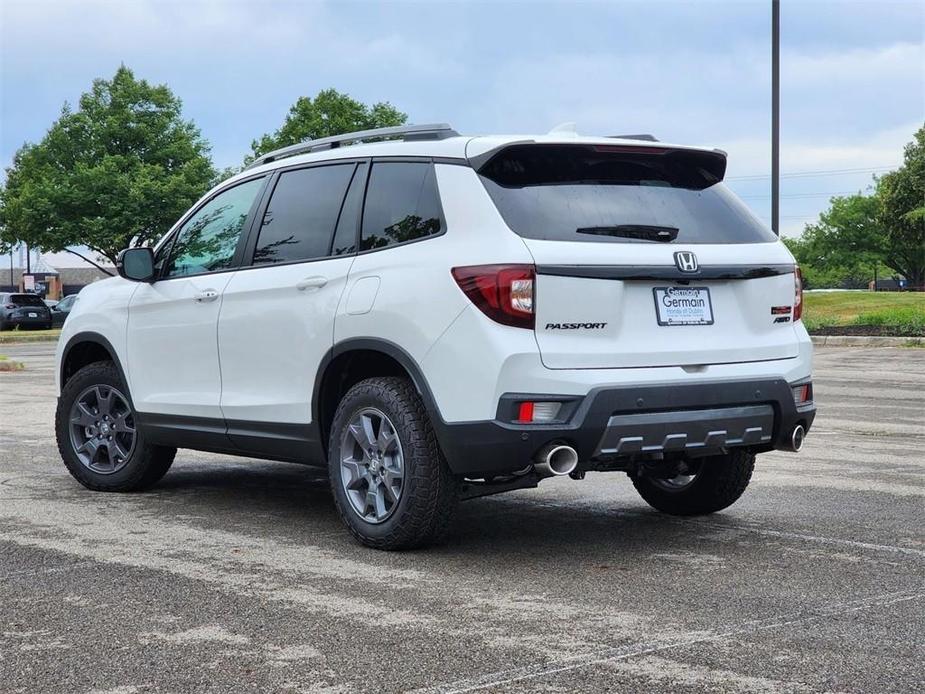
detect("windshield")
(478, 144), (776, 245)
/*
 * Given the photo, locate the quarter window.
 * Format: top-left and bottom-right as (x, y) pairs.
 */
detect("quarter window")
(164, 177), (265, 278)
(361, 162), (443, 251)
(254, 164), (356, 265)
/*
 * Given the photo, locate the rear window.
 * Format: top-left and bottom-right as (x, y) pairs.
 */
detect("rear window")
(9, 294), (46, 307)
(478, 145), (776, 245)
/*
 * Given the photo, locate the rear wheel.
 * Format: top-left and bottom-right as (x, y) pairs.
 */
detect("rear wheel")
(55, 361), (176, 491)
(327, 377), (459, 550)
(631, 450), (755, 516)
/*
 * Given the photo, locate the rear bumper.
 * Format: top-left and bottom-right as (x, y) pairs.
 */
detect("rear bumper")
(436, 378), (815, 477)
(2, 315), (51, 328)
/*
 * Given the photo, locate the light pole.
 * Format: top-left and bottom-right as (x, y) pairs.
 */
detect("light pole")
(772, 0), (780, 235)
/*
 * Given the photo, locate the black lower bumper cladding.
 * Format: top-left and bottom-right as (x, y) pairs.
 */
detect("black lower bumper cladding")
(436, 378), (815, 477)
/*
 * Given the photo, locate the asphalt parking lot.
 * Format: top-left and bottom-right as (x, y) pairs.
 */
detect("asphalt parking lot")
(1, 342), (923, 693)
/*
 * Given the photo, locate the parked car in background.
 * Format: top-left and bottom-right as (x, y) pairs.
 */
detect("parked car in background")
(0, 293), (53, 330)
(50, 295), (78, 328)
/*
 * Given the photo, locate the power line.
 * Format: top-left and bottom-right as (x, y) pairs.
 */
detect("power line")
(740, 190), (863, 200)
(728, 166), (895, 181)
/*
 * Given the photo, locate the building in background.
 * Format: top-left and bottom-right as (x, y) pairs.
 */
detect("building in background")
(1, 265), (114, 297)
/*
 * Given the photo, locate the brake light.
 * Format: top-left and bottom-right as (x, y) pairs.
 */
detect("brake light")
(793, 267), (803, 321)
(451, 264), (535, 329)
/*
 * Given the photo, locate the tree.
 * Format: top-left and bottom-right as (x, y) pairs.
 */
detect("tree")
(784, 193), (883, 289)
(0, 66), (215, 267)
(877, 125), (925, 286)
(248, 88), (406, 163)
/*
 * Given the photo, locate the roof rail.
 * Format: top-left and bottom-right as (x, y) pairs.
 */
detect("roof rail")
(608, 134), (659, 142)
(244, 123), (459, 170)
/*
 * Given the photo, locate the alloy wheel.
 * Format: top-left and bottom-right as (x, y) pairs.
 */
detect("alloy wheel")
(68, 385), (136, 474)
(339, 407), (405, 524)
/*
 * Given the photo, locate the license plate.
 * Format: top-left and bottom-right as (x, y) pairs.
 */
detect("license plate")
(653, 286), (714, 326)
(28, 312), (38, 318)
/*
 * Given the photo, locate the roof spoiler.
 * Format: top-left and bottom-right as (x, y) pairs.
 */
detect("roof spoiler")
(473, 142), (728, 190)
(609, 134), (659, 142)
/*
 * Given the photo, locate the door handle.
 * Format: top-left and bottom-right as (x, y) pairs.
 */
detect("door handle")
(195, 289), (219, 303)
(296, 276), (328, 291)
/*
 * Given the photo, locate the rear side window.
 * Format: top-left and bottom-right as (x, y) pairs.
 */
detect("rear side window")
(254, 163), (357, 265)
(479, 145), (776, 245)
(9, 294), (45, 307)
(361, 162), (443, 251)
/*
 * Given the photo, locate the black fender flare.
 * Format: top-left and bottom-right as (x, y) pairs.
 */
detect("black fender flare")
(311, 337), (444, 432)
(59, 331), (133, 405)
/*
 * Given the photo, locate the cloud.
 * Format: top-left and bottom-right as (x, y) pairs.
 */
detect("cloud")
(2, 0), (921, 240)
(784, 41), (923, 85)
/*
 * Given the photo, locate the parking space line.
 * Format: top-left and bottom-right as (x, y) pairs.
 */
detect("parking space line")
(414, 587), (925, 694)
(0, 560), (95, 580)
(499, 497), (925, 559)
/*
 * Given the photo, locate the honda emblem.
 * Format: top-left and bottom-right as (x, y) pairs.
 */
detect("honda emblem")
(674, 251), (699, 273)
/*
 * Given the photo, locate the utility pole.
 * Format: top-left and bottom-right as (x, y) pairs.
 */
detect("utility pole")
(771, 0), (780, 235)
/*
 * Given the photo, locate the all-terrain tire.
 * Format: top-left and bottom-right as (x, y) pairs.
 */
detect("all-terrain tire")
(55, 361), (176, 491)
(632, 450), (756, 516)
(327, 377), (460, 550)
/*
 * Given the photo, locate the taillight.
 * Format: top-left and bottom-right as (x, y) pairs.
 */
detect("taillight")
(793, 267), (803, 321)
(451, 264), (535, 329)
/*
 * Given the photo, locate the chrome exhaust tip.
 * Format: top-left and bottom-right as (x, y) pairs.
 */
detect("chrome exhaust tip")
(790, 424), (805, 452)
(534, 444), (579, 477)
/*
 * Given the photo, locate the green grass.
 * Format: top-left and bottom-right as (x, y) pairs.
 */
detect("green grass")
(803, 292), (925, 336)
(0, 328), (62, 344)
(0, 354), (25, 371)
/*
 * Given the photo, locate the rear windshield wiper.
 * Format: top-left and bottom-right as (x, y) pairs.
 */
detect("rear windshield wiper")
(575, 225), (678, 242)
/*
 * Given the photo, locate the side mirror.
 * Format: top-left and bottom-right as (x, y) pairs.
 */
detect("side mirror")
(117, 248), (156, 282)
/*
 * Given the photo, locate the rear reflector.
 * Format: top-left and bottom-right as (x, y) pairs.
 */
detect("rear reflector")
(517, 402), (535, 423)
(791, 383), (812, 405)
(451, 264), (535, 329)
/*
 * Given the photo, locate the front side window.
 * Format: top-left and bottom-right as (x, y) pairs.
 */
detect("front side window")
(164, 177), (265, 278)
(361, 162), (443, 251)
(253, 164), (356, 265)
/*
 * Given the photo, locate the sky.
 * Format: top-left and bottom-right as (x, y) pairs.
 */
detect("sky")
(1, 0), (923, 266)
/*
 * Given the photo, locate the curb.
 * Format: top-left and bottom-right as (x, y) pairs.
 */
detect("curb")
(811, 335), (923, 347)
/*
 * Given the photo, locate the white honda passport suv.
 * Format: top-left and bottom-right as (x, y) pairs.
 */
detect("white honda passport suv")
(54, 124), (815, 550)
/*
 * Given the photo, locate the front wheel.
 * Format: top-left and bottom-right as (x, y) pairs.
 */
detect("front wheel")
(55, 361), (176, 491)
(327, 377), (459, 550)
(631, 450), (755, 516)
